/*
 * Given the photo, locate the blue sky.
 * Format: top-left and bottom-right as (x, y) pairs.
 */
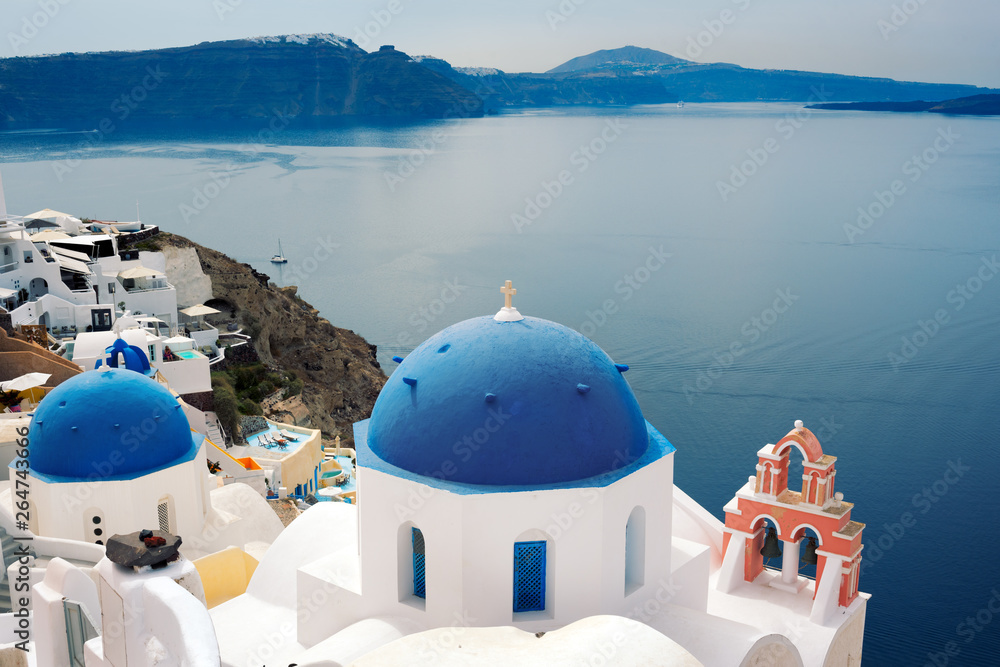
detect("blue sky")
(3, 0), (998, 87)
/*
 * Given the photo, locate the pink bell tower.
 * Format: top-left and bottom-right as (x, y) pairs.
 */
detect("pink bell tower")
(717, 420), (866, 624)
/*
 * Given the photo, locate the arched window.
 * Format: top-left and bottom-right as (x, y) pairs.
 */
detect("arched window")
(625, 506), (646, 595)
(397, 522), (426, 608)
(513, 541), (546, 612)
(412, 528), (426, 599)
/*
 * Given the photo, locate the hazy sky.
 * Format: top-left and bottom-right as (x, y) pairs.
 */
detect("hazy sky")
(2, 0), (998, 87)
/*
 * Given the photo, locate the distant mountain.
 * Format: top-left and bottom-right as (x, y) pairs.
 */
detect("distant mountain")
(410, 46), (995, 111)
(546, 46), (690, 74)
(409, 54), (677, 111)
(3, 38), (995, 127)
(807, 94), (1000, 115)
(537, 47), (998, 103)
(0, 36), (483, 126)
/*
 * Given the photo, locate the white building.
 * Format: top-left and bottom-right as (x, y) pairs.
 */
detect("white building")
(16, 289), (869, 666)
(206, 295), (869, 665)
(0, 366), (285, 664)
(19, 367), (213, 546)
(0, 216), (179, 336)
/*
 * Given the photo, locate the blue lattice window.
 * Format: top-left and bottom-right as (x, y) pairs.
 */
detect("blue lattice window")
(513, 541), (546, 612)
(412, 528), (426, 599)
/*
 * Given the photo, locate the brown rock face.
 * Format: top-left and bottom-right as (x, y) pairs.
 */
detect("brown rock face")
(155, 233), (386, 443)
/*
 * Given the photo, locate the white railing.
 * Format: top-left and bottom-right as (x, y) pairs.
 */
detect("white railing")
(124, 284), (173, 294)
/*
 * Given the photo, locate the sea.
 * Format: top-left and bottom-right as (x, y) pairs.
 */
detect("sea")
(2, 103), (999, 665)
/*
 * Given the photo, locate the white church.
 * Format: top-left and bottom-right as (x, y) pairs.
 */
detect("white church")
(17, 283), (869, 666)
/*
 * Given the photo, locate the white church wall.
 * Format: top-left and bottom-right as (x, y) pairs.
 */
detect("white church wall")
(672, 485), (726, 568)
(28, 456), (206, 545)
(458, 487), (605, 631)
(669, 537), (711, 612)
(343, 454), (676, 637)
(600, 453), (674, 617)
(355, 467), (465, 631)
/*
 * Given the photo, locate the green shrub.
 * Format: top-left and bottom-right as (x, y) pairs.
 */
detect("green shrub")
(133, 239), (161, 252)
(213, 383), (240, 441)
(285, 378), (304, 397)
(238, 399), (263, 415)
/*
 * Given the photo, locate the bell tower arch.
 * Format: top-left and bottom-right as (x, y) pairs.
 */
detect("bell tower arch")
(718, 420), (866, 625)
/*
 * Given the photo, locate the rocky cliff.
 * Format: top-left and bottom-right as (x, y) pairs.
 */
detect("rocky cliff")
(807, 93), (1000, 115)
(153, 233), (386, 442)
(0, 35), (483, 126)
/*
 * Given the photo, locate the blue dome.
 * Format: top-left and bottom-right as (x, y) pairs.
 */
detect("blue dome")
(26, 368), (202, 483)
(96, 338), (152, 374)
(367, 316), (649, 486)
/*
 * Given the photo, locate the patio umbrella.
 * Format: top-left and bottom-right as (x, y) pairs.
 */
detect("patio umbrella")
(179, 304), (220, 317)
(1, 371), (51, 403)
(25, 208), (74, 220)
(25, 209), (82, 233)
(29, 230), (71, 241)
(24, 217), (61, 231)
(118, 266), (161, 279)
(180, 304), (220, 329)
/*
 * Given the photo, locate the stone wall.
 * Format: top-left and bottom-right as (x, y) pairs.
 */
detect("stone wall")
(181, 391), (215, 413)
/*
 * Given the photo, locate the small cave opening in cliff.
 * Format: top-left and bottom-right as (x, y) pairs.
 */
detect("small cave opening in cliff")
(205, 297), (235, 316)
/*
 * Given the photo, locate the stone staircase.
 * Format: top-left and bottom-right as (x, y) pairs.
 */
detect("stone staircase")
(205, 411), (227, 447)
(0, 523), (35, 612)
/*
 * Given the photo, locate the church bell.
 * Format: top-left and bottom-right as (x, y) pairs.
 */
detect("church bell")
(801, 536), (819, 565)
(760, 527), (782, 559)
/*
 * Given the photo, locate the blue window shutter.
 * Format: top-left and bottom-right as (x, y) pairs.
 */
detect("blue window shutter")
(412, 528), (426, 599)
(513, 541), (546, 612)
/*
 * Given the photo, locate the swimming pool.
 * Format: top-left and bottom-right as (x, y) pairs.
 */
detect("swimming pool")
(246, 425), (305, 453)
(317, 455), (357, 499)
(175, 349), (203, 360)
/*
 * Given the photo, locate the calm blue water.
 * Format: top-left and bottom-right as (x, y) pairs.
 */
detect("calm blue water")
(3, 105), (999, 664)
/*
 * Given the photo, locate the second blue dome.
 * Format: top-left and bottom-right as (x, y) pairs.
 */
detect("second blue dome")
(368, 316), (649, 486)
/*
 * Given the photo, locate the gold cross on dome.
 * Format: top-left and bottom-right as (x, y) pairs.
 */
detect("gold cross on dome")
(501, 280), (517, 309)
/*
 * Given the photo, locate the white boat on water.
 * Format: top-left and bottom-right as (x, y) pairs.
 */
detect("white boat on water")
(271, 239), (287, 264)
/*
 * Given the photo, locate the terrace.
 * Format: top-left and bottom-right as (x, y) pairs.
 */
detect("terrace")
(228, 418), (323, 499)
